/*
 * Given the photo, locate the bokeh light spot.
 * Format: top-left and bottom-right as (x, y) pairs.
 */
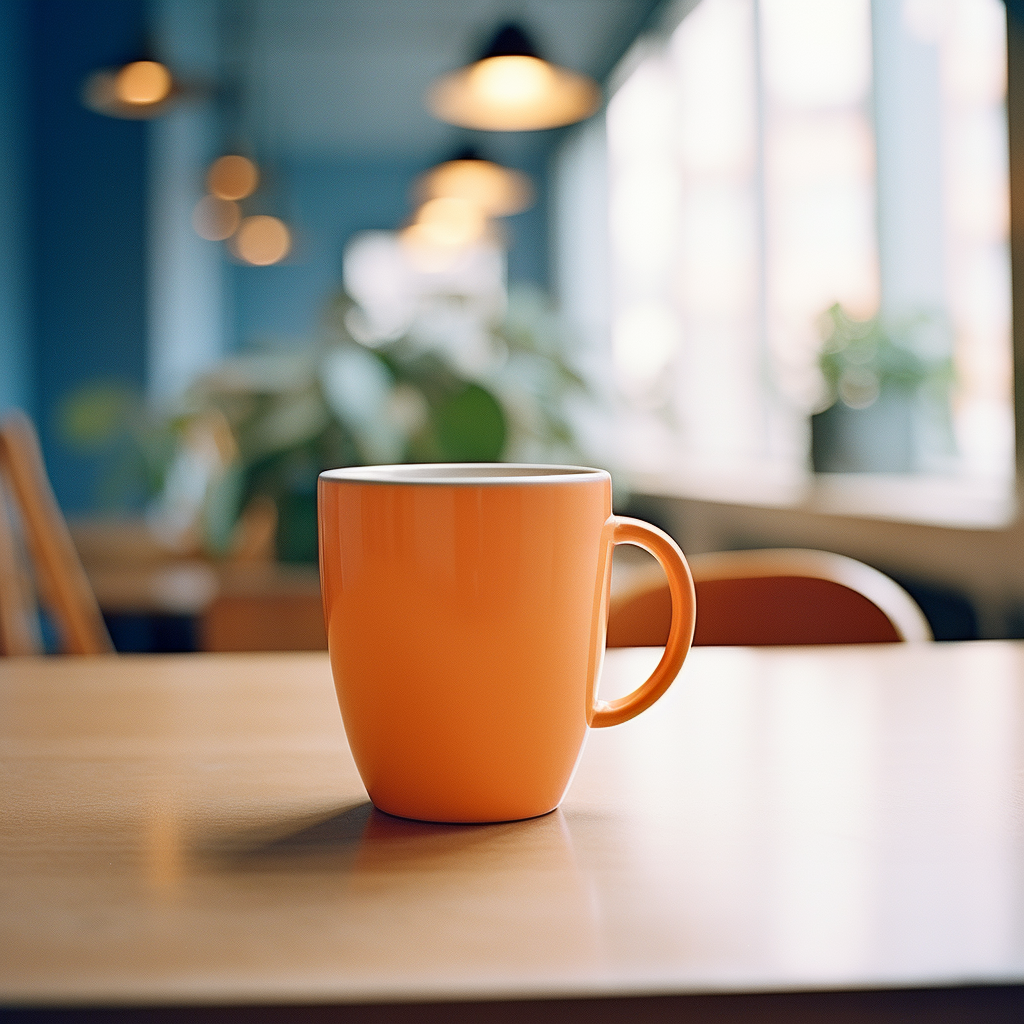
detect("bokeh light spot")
(207, 155), (259, 201)
(114, 61), (172, 106)
(469, 55), (554, 107)
(232, 215), (291, 265)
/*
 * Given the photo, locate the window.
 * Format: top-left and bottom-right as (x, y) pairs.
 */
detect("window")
(558, 0), (1012, 517)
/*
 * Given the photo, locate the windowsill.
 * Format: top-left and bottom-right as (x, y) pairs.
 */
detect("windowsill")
(626, 467), (1018, 531)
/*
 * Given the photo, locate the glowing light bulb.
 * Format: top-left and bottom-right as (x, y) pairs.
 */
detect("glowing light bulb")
(114, 61), (172, 106)
(468, 55), (554, 107)
(426, 53), (600, 131)
(232, 215), (291, 265)
(412, 197), (487, 249)
(207, 156), (259, 202)
(417, 159), (534, 218)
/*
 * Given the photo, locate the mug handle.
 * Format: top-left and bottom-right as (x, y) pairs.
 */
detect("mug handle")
(589, 517), (696, 729)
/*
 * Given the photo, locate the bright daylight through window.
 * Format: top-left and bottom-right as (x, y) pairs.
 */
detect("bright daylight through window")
(588, 0), (1011, 513)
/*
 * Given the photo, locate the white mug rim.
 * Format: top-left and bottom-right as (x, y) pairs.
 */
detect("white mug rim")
(318, 463), (610, 486)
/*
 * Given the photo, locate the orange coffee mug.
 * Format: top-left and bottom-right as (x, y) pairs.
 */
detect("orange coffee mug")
(318, 464), (696, 823)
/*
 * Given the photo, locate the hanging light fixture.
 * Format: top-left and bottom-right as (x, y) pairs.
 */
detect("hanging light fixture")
(414, 150), (535, 218)
(403, 197), (488, 252)
(195, 153), (291, 266)
(426, 23), (601, 132)
(82, 59), (182, 119)
(206, 155), (260, 202)
(191, 155), (259, 244)
(230, 215), (292, 266)
(200, 13), (293, 268)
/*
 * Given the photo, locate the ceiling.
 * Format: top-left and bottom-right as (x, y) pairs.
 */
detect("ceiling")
(229, 0), (667, 162)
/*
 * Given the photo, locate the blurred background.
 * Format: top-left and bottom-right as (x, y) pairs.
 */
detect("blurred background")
(0, 0), (1022, 649)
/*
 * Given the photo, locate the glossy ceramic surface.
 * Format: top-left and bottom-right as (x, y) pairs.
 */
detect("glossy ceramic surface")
(318, 464), (695, 822)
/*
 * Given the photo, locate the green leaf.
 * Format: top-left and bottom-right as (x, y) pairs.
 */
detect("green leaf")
(58, 383), (138, 449)
(433, 383), (507, 462)
(203, 462), (245, 557)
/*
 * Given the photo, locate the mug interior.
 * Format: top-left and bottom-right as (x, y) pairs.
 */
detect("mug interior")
(319, 464), (608, 485)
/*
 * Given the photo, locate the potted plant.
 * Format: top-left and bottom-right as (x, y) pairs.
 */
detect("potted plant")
(144, 286), (592, 562)
(811, 304), (955, 474)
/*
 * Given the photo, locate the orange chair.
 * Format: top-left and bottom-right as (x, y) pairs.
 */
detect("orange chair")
(607, 547), (932, 648)
(0, 410), (113, 655)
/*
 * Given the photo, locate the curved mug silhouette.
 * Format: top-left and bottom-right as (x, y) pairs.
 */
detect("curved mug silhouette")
(318, 464), (695, 823)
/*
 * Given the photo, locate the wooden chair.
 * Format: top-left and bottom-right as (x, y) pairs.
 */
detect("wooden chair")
(607, 547), (932, 648)
(0, 410), (114, 655)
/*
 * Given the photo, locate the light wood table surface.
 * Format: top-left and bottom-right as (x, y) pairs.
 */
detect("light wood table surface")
(3, 643), (1024, 1021)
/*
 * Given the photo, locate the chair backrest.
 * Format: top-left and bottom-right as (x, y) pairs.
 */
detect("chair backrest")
(0, 410), (114, 655)
(607, 547), (932, 648)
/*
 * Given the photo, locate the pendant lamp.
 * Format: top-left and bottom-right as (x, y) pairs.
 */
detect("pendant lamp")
(230, 215), (292, 266)
(82, 59), (182, 119)
(426, 23), (600, 131)
(207, 155), (260, 202)
(414, 149), (535, 218)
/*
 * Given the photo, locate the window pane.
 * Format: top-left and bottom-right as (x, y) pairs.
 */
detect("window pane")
(599, 0), (1012, 488)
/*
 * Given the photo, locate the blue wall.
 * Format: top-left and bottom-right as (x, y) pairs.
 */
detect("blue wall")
(0, 2), (28, 416)
(502, 147), (551, 291)
(28, 0), (149, 513)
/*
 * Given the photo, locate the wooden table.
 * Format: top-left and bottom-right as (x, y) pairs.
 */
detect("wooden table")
(3, 644), (1024, 1021)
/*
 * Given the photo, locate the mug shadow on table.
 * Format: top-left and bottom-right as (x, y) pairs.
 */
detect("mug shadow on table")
(210, 801), (571, 874)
